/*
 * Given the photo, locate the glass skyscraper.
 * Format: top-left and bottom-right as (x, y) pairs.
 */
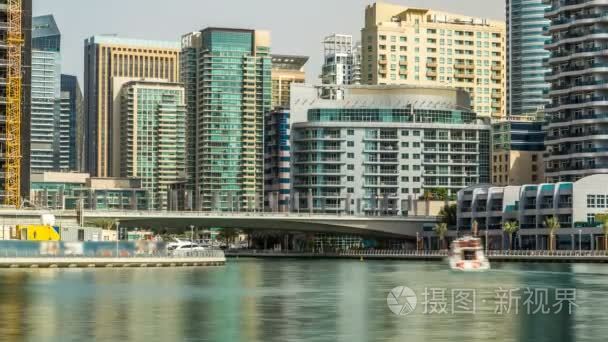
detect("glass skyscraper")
(506, 0), (551, 116)
(31, 15), (61, 173)
(119, 81), (186, 210)
(544, 0), (608, 182)
(182, 28), (271, 211)
(59, 74), (83, 172)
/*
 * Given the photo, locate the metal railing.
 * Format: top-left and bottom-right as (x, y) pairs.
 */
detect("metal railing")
(0, 249), (226, 259)
(226, 249), (608, 258)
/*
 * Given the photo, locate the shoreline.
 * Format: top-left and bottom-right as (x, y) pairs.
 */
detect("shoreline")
(0, 256), (226, 268)
(225, 251), (608, 263)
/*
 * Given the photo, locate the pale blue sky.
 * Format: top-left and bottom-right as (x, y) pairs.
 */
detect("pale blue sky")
(32, 0), (505, 84)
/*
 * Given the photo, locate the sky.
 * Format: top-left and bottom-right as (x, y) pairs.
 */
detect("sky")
(32, 0), (505, 84)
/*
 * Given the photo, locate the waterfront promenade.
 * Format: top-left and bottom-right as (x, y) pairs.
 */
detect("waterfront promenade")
(226, 249), (608, 263)
(0, 250), (226, 268)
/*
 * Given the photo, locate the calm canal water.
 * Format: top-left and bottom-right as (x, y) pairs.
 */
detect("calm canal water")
(0, 259), (607, 341)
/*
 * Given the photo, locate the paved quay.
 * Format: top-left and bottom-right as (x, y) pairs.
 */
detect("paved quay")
(226, 250), (608, 263)
(0, 251), (226, 268)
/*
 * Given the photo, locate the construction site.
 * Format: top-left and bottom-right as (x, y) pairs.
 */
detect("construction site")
(0, 0), (31, 208)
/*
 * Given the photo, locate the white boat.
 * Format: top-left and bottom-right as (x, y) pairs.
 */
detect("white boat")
(448, 236), (490, 272)
(166, 238), (208, 255)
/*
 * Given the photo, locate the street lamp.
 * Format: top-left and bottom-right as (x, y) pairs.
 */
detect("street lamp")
(115, 220), (120, 257)
(485, 228), (489, 253)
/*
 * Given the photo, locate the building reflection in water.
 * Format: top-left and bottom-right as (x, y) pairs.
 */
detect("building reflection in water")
(0, 261), (606, 341)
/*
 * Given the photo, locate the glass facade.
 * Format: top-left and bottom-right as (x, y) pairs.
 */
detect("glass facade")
(507, 0), (551, 116)
(185, 28), (271, 211)
(31, 15), (62, 173)
(31, 180), (149, 210)
(292, 108), (491, 214)
(308, 108), (477, 123)
(120, 82), (186, 210)
(264, 109), (291, 212)
(59, 75), (82, 171)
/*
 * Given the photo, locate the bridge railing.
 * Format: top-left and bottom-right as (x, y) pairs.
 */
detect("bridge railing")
(0, 248), (226, 259)
(74, 209), (437, 220)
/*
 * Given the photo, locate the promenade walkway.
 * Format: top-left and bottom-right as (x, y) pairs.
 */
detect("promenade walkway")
(225, 249), (608, 263)
(0, 250), (226, 268)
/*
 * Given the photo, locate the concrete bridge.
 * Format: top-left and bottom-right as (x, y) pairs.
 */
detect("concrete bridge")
(0, 209), (438, 238)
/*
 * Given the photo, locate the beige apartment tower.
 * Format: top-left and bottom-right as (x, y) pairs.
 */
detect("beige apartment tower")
(271, 54), (308, 108)
(83, 36), (180, 177)
(361, 2), (506, 118)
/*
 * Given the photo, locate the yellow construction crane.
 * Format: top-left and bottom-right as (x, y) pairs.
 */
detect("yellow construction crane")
(5, 0), (23, 207)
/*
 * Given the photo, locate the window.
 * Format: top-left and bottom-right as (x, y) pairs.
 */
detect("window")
(401, 188), (409, 194)
(413, 188), (421, 194)
(401, 142), (409, 148)
(599, 195), (606, 208)
(401, 153), (409, 159)
(347, 141), (354, 147)
(413, 154), (420, 159)
(413, 165), (420, 171)
(401, 176), (409, 182)
(588, 195), (596, 208)
(348, 188), (354, 194)
(401, 130), (409, 136)
(347, 153), (355, 159)
(347, 176), (354, 182)
(413, 131), (420, 136)
(401, 165), (409, 171)
(347, 129), (355, 135)
(413, 142), (420, 148)
(588, 213), (597, 225)
(347, 165), (355, 171)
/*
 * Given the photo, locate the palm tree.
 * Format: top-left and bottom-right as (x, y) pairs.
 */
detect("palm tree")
(544, 216), (561, 251)
(217, 228), (239, 245)
(502, 221), (520, 250)
(438, 204), (457, 227)
(601, 219), (608, 253)
(433, 222), (448, 250)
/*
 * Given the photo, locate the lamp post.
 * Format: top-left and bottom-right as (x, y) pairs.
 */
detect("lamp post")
(485, 228), (488, 253)
(416, 232), (420, 252)
(578, 229), (582, 254)
(115, 220), (120, 257)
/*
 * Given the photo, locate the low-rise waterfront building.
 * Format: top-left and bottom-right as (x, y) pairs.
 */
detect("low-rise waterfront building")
(456, 174), (608, 250)
(30, 172), (150, 210)
(290, 84), (491, 215)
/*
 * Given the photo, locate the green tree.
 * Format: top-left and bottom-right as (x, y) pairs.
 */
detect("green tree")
(502, 221), (519, 250)
(217, 228), (239, 245)
(420, 188), (448, 201)
(87, 218), (117, 231)
(438, 204), (457, 227)
(433, 222), (448, 250)
(544, 216), (561, 251)
(595, 214), (608, 252)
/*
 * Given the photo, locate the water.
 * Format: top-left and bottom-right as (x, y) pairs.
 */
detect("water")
(0, 259), (607, 341)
